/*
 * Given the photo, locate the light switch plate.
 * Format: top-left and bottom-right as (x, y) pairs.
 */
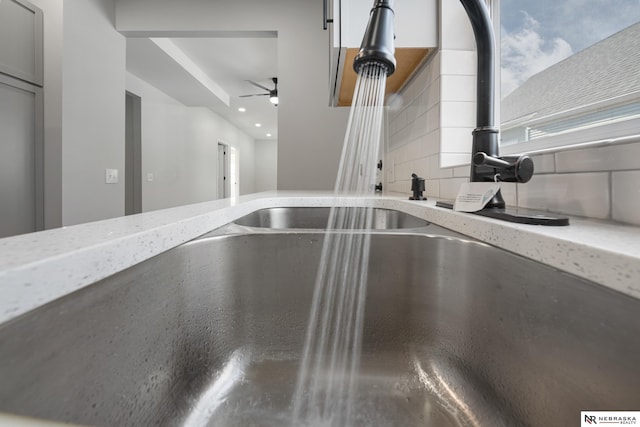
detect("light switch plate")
(147, 173), (154, 182)
(105, 168), (118, 184)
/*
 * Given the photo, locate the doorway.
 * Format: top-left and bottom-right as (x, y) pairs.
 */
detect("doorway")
(218, 142), (239, 199)
(125, 91), (142, 215)
(218, 142), (228, 199)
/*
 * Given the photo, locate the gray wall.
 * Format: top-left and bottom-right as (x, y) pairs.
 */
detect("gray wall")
(115, 0), (351, 191)
(255, 139), (278, 192)
(62, 0), (126, 226)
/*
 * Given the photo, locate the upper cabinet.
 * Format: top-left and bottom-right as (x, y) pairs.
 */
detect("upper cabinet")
(327, 0), (438, 106)
(0, 0), (43, 86)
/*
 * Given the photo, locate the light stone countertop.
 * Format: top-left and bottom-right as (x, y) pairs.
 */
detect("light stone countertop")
(1, 191), (639, 325)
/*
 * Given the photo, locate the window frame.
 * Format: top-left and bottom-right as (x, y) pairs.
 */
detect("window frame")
(491, 0), (640, 156)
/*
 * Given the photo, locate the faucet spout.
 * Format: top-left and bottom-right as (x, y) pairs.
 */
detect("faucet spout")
(458, 0), (509, 208)
(353, 0), (396, 77)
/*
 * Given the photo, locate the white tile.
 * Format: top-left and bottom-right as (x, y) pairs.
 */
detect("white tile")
(395, 160), (416, 183)
(555, 141), (640, 173)
(419, 129), (440, 157)
(500, 183), (518, 207)
(439, 2), (475, 50)
(440, 50), (477, 76)
(409, 58), (431, 95)
(440, 75), (476, 102)
(453, 165), (470, 177)
(387, 181), (405, 193)
(439, 177), (469, 200)
(440, 127), (474, 153)
(425, 179), (440, 198)
(413, 157), (430, 179)
(405, 99), (420, 124)
(429, 155), (454, 179)
(390, 126), (411, 149)
(612, 170), (640, 226)
(389, 109), (407, 136)
(440, 153), (473, 168)
(408, 113), (431, 141)
(424, 79), (440, 111)
(528, 153), (555, 174)
(440, 101), (476, 128)
(517, 173), (610, 219)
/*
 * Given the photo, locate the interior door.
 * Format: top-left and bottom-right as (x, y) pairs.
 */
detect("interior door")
(125, 91), (142, 215)
(0, 75), (43, 237)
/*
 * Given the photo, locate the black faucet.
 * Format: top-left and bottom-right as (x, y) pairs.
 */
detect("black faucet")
(457, 0), (534, 208)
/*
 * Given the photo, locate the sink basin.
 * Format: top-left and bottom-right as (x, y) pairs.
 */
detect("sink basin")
(0, 227), (638, 426)
(233, 207), (430, 229)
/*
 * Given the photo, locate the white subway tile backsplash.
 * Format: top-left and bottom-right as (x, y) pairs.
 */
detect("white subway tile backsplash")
(500, 183), (518, 207)
(518, 173), (610, 219)
(439, 177), (468, 200)
(440, 50), (477, 76)
(440, 153), (472, 168)
(426, 104), (440, 134)
(419, 129), (440, 157)
(440, 101), (476, 128)
(453, 165), (470, 178)
(426, 179), (440, 198)
(440, 127), (474, 153)
(409, 112), (431, 141)
(394, 161), (416, 183)
(390, 109), (407, 136)
(529, 153), (556, 174)
(405, 99), (420, 124)
(440, 75), (476, 102)
(612, 170), (640, 226)
(555, 141), (640, 173)
(429, 155), (453, 179)
(439, 1), (475, 50)
(413, 157), (430, 179)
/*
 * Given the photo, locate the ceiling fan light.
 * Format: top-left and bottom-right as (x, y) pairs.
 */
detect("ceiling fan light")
(270, 95), (279, 104)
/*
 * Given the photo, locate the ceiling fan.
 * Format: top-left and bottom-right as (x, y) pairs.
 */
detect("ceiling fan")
(240, 77), (278, 106)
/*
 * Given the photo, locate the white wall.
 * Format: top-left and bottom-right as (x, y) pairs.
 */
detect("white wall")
(115, 0), (351, 191)
(254, 139), (278, 192)
(126, 72), (256, 211)
(62, 0), (126, 226)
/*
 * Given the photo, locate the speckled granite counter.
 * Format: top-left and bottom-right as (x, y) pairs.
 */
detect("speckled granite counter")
(1, 191), (639, 324)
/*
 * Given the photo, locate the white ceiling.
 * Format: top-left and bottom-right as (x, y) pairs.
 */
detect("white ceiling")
(126, 34), (278, 141)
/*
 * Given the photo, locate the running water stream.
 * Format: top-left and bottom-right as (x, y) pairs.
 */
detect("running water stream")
(291, 62), (389, 427)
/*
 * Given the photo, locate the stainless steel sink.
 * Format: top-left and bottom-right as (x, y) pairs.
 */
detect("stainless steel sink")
(1, 227), (638, 426)
(233, 207), (430, 229)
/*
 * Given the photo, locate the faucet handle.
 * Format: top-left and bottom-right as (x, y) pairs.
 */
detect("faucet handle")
(473, 152), (534, 183)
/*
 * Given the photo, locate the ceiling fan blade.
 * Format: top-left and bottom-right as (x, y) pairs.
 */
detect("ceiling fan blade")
(239, 93), (269, 98)
(246, 80), (271, 92)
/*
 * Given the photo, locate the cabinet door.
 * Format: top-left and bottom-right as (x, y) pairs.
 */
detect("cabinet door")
(0, 75), (43, 237)
(0, 0), (43, 86)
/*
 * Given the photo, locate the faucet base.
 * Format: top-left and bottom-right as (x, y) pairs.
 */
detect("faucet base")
(435, 201), (570, 226)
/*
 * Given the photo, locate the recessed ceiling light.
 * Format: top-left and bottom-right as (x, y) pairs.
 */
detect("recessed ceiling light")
(255, 123), (262, 127)
(266, 133), (272, 137)
(238, 107), (246, 112)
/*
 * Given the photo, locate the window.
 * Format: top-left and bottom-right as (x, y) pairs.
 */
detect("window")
(497, 0), (640, 153)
